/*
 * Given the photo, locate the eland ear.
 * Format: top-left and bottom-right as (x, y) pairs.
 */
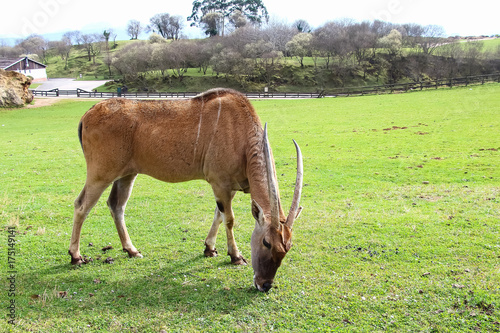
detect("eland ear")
(252, 200), (265, 226)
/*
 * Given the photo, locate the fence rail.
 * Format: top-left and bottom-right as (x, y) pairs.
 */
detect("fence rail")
(31, 73), (499, 99)
(328, 73), (500, 97)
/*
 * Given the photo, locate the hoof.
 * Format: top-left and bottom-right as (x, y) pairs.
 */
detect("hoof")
(230, 254), (248, 265)
(123, 249), (142, 258)
(69, 251), (84, 265)
(204, 247), (218, 257)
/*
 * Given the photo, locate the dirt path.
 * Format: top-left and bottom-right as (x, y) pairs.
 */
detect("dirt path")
(25, 97), (63, 108)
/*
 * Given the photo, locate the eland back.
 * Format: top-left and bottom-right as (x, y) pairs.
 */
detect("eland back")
(69, 88), (303, 292)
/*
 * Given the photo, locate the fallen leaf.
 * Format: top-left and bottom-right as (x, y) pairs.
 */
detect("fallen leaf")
(30, 294), (40, 299)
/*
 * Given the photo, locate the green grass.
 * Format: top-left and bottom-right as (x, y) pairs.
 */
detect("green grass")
(474, 38), (500, 52)
(1, 84), (499, 332)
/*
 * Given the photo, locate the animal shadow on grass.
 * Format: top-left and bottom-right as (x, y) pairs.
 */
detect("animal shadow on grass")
(26, 252), (258, 314)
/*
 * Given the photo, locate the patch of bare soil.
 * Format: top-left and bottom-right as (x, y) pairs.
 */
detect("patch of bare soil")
(25, 98), (61, 108)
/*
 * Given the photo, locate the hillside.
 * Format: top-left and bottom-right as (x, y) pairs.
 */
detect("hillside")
(41, 38), (500, 93)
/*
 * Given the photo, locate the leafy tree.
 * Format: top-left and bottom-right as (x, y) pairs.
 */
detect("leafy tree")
(379, 29), (404, 83)
(149, 33), (167, 44)
(201, 12), (224, 37)
(188, 0), (269, 36)
(379, 29), (402, 56)
(294, 19), (311, 33)
(286, 33), (312, 67)
(229, 10), (248, 30)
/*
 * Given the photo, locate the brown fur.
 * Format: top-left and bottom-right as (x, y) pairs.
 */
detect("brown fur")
(69, 88), (302, 291)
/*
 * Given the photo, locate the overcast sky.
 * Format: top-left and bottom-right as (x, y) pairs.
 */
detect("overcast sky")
(0, 0), (498, 42)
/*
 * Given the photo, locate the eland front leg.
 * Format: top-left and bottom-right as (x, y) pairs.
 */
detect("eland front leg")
(204, 189), (247, 265)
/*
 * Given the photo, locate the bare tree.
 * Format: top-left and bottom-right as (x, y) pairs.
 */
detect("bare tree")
(462, 41), (484, 76)
(127, 20), (143, 40)
(112, 41), (153, 87)
(18, 35), (49, 63)
(148, 13), (183, 40)
(192, 39), (222, 74)
(89, 34), (104, 65)
(78, 33), (104, 64)
(435, 41), (464, 77)
(419, 25), (446, 55)
(63, 31), (82, 46)
(262, 18), (297, 55)
(313, 20), (354, 70)
(0, 44), (23, 58)
(225, 26), (262, 55)
(49, 36), (72, 69)
(151, 43), (171, 80)
(188, 0), (269, 37)
(245, 40), (283, 86)
(78, 34), (94, 61)
(347, 22), (378, 64)
(170, 40), (197, 81)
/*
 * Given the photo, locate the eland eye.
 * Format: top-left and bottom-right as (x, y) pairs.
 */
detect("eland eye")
(263, 238), (271, 249)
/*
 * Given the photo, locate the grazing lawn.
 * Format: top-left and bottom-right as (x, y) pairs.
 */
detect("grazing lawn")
(1, 84), (499, 332)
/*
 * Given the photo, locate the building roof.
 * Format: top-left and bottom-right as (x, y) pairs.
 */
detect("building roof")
(0, 57), (46, 69)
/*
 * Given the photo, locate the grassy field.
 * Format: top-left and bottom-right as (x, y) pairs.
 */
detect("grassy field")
(1, 84), (499, 332)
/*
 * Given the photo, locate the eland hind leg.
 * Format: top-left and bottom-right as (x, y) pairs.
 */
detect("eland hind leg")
(69, 180), (110, 264)
(204, 188), (247, 265)
(107, 174), (142, 258)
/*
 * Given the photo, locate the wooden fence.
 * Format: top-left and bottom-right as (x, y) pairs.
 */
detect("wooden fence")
(31, 73), (499, 99)
(328, 73), (500, 97)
